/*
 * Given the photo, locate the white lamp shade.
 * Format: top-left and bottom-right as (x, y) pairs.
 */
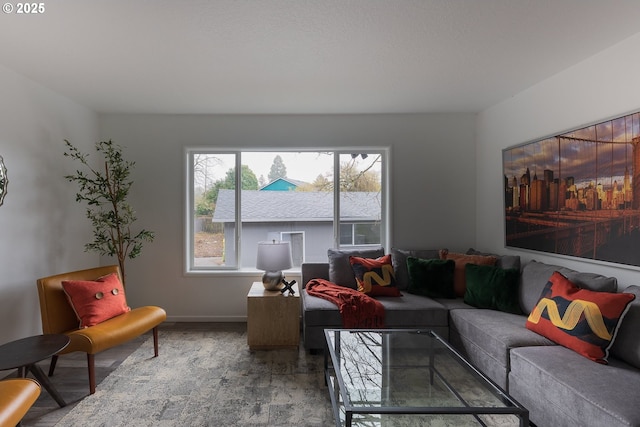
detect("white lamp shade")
(256, 241), (293, 272)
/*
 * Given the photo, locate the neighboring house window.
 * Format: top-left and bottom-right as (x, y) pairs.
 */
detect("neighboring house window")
(185, 149), (389, 272)
(340, 223), (381, 246)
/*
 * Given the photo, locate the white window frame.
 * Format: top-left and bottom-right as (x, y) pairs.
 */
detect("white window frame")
(280, 231), (306, 267)
(184, 147), (391, 274)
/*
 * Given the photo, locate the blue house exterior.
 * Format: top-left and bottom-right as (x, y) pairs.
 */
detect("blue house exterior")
(259, 177), (307, 191)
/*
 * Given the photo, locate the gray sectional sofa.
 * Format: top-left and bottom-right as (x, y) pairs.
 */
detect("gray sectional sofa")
(300, 248), (640, 427)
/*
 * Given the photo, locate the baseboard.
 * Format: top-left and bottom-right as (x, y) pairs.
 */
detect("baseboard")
(165, 315), (247, 322)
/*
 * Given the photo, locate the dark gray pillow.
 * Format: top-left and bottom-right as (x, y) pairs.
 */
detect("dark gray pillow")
(520, 260), (617, 314)
(466, 248), (521, 271)
(391, 248), (441, 290)
(610, 285), (640, 369)
(328, 248), (384, 289)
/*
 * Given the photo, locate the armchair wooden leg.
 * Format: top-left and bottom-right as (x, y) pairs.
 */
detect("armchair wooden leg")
(48, 355), (59, 377)
(153, 326), (159, 357)
(87, 354), (96, 395)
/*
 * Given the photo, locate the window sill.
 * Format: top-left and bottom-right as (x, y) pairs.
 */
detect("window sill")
(184, 267), (302, 278)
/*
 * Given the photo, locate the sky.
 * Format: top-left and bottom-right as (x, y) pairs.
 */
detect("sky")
(196, 151), (381, 187)
(242, 151), (334, 183)
(503, 111), (640, 189)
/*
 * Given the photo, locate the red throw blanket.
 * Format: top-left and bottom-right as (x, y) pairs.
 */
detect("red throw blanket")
(306, 278), (385, 328)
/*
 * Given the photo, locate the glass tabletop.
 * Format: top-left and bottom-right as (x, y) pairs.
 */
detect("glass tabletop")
(324, 329), (528, 427)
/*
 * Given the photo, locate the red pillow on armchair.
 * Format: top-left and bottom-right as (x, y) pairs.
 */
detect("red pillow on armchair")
(62, 273), (131, 328)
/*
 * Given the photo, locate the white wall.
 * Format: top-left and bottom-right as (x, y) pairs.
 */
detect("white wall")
(476, 32), (640, 289)
(3, 28), (638, 338)
(99, 113), (477, 321)
(0, 65), (98, 344)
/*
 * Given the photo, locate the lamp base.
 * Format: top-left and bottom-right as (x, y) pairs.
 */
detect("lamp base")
(262, 271), (284, 291)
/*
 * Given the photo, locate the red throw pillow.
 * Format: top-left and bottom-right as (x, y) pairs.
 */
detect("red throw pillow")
(526, 271), (635, 363)
(62, 273), (131, 328)
(349, 254), (401, 297)
(439, 250), (498, 297)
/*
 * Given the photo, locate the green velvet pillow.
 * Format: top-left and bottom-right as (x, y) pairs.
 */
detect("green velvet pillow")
(464, 263), (522, 314)
(406, 257), (455, 299)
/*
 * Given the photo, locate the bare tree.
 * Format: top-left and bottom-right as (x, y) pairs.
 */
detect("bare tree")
(193, 154), (223, 193)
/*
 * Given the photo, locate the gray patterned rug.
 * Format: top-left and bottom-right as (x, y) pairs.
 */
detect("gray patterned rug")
(55, 325), (521, 426)
(55, 325), (332, 426)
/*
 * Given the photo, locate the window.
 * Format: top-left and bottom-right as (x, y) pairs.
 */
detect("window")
(186, 149), (389, 272)
(340, 223), (381, 246)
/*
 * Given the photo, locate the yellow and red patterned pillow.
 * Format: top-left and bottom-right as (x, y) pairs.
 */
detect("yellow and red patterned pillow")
(62, 273), (131, 328)
(525, 271), (635, 363)
(349, 254), (401, 297)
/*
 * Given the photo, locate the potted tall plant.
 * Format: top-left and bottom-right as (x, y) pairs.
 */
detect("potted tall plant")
(64, 139), (154, 286)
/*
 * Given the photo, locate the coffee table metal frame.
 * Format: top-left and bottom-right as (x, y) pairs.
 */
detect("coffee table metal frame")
(324, 329), (529, 427)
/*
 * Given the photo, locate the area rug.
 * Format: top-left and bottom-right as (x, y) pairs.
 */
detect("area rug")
(55, 325), (522, 427)
(55, 325), (333, 426)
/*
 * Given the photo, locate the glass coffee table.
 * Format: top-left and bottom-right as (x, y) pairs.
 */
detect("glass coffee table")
(324, 329), (529, 427)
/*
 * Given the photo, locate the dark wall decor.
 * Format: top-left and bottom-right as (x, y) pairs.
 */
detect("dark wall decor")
(503, 110), (640, 268)
(0, 155), (7, 206)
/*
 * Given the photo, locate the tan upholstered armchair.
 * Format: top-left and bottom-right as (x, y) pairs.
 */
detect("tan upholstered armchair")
(36, 265), (166, 395)
(0, 378), (40, 427)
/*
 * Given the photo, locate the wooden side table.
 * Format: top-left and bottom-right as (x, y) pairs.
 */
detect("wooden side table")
(247, 281), (300, 350)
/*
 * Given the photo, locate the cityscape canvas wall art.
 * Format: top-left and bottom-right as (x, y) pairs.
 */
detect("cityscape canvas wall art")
(503, 110), (640, 268)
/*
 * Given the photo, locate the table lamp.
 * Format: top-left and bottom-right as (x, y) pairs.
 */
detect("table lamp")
(256, 240), (293, 291)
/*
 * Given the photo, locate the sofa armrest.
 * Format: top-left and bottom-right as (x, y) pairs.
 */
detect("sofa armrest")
(301, 263), (330, 288)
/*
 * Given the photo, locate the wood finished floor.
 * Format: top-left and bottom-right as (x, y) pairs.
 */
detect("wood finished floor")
(3, 323), (219, 427)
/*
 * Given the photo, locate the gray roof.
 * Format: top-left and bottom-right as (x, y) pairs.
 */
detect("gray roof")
(213, 189), (381, 222)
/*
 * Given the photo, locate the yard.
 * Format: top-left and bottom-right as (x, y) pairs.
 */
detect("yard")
(194, 231), (224, 258)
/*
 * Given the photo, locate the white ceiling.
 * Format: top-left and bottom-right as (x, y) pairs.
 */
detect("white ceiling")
(1, 0), (639, 115)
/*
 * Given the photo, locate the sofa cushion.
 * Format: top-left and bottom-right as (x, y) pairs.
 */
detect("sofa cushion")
(449, 309), (555, 373)
(406, 257), (455, 298)
(301, 289), (345, 329)
(328, 248), (384, 289)
(520, 260), (618, 314)
(509, 346), (640, 427)
(610, 285), (640, 369)
(390, 248), (440, 290)
(62, 273), (130, 328)
(301, 289), (448, 328)
(434, 297), (474, 310)
(349, 254), (401, 297)
(525, 271), (635, 363)
(439, 250), (498, 297)
(464, 264), (522, 314)
(377, 293), (448, 327)
(466, 248), (521, 271)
